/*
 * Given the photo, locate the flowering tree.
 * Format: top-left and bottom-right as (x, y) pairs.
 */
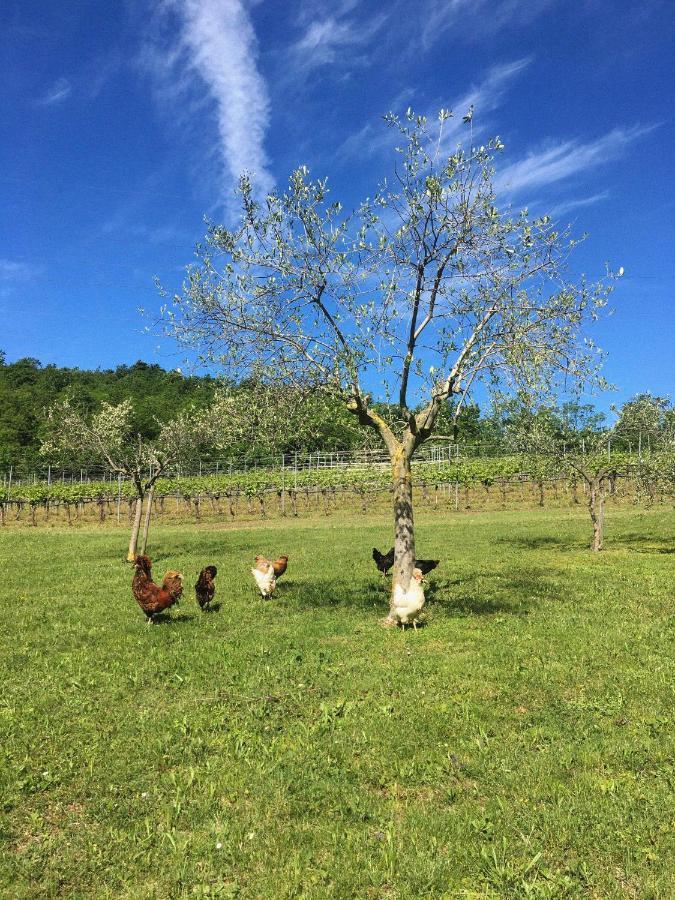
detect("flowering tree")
(164, 109), (612, 623)
(42, 399), (217, 560)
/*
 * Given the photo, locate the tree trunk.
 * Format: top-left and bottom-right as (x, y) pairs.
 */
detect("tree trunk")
(588, 477), (605, 552)
(127, 494), (144, 561)
(140, 486), (154, 555)
(387, 450), (416, 624)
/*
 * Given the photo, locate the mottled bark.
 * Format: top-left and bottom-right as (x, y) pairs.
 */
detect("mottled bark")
(588, 477), (606, 552)
(140, 486), (154, 555)
(127, 495), (144, 562)
(385, 450), (416, 624)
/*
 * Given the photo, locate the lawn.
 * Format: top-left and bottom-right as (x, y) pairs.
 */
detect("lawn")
(0, 507), (672, 898)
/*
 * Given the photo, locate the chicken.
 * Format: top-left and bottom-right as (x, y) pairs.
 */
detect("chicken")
(271, 555), (289, 578)
(391, 568), (425, 629)
(252, 555), (276, 598)
(372, 546), (394, 576)
(195, 565), (218, 610)
(132, 555), (184, 624)
(373, 547), (438, 577)
(416, 558), (439, 575)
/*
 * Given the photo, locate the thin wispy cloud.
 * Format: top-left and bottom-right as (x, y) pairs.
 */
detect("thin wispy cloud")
(335, 58), (530, 163)
(0, 259), (40, 300)
(434, 57), (531, 151)
(494, 125), (656, 196)
(151, 0), (274, 204)
(290, 7), (387, 74)
(35, 77), (72, 106)
(420, 0), (557, 49)
(0, 259), (37, 281)
(549, 191), (609, 219)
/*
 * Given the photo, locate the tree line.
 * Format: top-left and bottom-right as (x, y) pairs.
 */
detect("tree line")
(2, 351), (672, 472)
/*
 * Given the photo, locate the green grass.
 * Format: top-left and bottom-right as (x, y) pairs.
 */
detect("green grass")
(0, 507), (673, 898)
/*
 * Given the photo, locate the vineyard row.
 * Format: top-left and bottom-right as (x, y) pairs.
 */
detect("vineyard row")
(2, 453), (656, 507)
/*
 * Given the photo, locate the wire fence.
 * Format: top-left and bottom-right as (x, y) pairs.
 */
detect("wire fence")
(0, 437), (653, 492)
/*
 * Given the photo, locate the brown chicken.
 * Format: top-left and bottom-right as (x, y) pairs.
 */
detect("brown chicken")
(132, 555), (184, 624)
(272, 555), (289, 578)
(195, 565), (218, 610)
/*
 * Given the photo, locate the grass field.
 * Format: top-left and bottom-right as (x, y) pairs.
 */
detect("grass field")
(0, 507), (673, 898)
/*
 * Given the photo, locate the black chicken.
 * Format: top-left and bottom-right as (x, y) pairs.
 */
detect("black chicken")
(416, 558), (440, 575)
(372, 547), (394, 575)
(373, 547), (439, 577)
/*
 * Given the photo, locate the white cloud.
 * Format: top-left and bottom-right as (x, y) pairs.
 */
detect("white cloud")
(434, 57), (532, 151)
(420, 0), (557, 49)
(494, 125), (655, 196)
(0, 259), (36, 281)
(155, 0), (274, 203)
(0, 259), (41, 300)
(35, 78), (72, 106)
(548, 191), (609, 219)
(291, 10), (387, 72)
(335, 58), (530, 163)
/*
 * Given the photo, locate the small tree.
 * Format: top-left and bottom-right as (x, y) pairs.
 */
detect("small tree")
(42, 399), (218, 560)
(163, 109), (611, 622)
(500, 401), (629, 551)
(564, 447), (619, 552)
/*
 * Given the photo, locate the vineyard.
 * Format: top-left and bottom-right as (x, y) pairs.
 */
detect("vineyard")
(2, 452), (671, 526)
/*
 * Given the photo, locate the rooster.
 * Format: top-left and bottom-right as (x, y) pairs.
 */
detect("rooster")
(272, 555), (289, 578)
(391, 568), (426, 629)
(195, 565), (218, 610)
(132, 555), (184, 624)
(252, 555), (276, 598)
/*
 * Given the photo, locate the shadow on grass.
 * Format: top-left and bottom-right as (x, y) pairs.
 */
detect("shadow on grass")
(150, 612), (197, 625)
(426, 571), (555, 618)
(495, 534), (579, 551)
(199, 602), (222, 613)
(289, 568), (552, 619)
(611, 533), (674, 554)
(291, 578), (394, 613)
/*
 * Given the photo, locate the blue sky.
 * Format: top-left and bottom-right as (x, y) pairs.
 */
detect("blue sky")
(1, 0), (672, 413)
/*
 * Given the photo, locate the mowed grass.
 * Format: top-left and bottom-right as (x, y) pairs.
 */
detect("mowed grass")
(0, 507), (673, 898)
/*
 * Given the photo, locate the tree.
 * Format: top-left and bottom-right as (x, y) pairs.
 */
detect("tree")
(612, 394), (674, 452)
(163, 109), (611, 622)
(41, 399), (218, 560)
(498, 399), (630, 551)
(209, 381), (375, 458)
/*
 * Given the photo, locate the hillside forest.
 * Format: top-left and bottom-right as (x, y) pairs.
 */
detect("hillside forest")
(1, 351), (673, 473)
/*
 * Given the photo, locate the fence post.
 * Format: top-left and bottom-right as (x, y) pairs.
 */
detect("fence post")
(117, 473), (122, 523)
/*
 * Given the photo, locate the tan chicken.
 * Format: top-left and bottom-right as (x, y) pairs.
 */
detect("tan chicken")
(391, 568), (425, 630)
(252, 555), (276, 598)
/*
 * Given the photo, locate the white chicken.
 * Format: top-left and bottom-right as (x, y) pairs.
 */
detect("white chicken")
(252, 555), (276, 598)
(391, 568), (425, 629)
